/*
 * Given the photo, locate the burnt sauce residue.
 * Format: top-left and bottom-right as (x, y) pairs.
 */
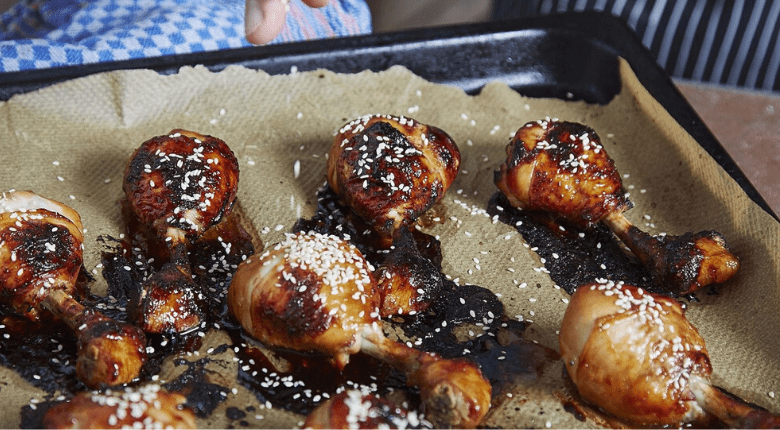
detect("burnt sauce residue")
(488, 192), (659, 296)
(288, 187), (558, 414)
(6, 189), (562, 428)
(10, 202), (257, 427)
(0, 268), (95, 395)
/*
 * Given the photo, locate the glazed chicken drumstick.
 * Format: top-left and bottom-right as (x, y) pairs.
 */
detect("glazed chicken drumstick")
(494, 119), (739, 294)
(0, 191), (146, 388)
(327, 114), (460, 247)
(123, 130), (240, 333)
(560, 280), (780, 428)
(43, 384), (196, 429)
(374, 226), (443, 318)
(303, 389), (421, 429)
(228, 231), (491, 428)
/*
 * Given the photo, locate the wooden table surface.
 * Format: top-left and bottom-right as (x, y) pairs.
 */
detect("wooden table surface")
(675, 80), (780, 218)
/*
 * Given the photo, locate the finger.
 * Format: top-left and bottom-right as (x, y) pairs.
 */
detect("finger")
(301, 0), (329, 7)
(244, 0), (287, 45)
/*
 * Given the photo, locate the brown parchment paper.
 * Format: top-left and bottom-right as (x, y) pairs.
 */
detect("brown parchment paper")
(0, 60), (778, 429)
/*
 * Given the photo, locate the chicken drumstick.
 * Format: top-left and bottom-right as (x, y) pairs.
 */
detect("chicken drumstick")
(303, 389), (421, 429)
(43, 384), (196, 429)
(228, 231), (491, 428)
(327, 114), (460, 247)
(560, 280), (780, 428)
(123, 130), (240, 333)
(0, 190), (146, 388)
(374, 226), (443, 318)
(124, 129), (240, 260)
(494, 119), (738, 294)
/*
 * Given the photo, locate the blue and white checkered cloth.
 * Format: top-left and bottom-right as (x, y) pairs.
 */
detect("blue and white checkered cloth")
(0, 0), (371, 72)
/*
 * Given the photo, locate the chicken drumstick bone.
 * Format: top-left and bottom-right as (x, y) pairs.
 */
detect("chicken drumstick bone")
(560, 280), (780, 428)
(0, 190), (146, 388)
(123, 130), (240, 333)
(228, 231), (491, 428)
(494, 119), (739, 294)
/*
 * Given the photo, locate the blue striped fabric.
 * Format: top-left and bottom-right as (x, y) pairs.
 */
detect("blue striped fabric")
(493, 0), (780, 92)
(0, 0), (371, 72)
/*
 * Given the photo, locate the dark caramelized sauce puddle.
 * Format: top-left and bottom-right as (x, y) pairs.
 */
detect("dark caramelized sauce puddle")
(488, 192), (675, 297)
(285, 187), (557, 414)
(231, 333), (403, 416)
(7, 190), (560, 428)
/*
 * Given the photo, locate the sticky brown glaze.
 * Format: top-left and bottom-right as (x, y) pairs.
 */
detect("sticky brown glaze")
(303, 390), (421, 429)
(43, 384), (196, 429)
(494, 119), (631, 228)
(328, 114), (460, 246)
(560, 280), (780, 428)
(123, 129), (240, 251)
(228, 231), (380, 369)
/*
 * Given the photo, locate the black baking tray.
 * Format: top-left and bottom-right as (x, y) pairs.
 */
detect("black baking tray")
(0, 11), (774, 218)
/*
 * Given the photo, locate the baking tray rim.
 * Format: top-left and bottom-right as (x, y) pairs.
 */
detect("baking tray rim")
(0, 11), (774, 219)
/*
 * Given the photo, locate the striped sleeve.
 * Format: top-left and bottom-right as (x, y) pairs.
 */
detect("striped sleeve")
(492, 0), (780, 92)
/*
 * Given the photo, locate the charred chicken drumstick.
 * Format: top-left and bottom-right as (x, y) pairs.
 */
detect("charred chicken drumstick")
(123, 129), (240, 261)
(327, 114), (460, 247)
(560, 280), (780, 428)
(228, 231), (491, 428)
(123, 130), (240, 333)
(374, 226), (443, 318)
(494, 119), (739, 294)
(303, 389), (422, 429)
(0, 190), (146, 388)
(43, 384), (196, 429)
